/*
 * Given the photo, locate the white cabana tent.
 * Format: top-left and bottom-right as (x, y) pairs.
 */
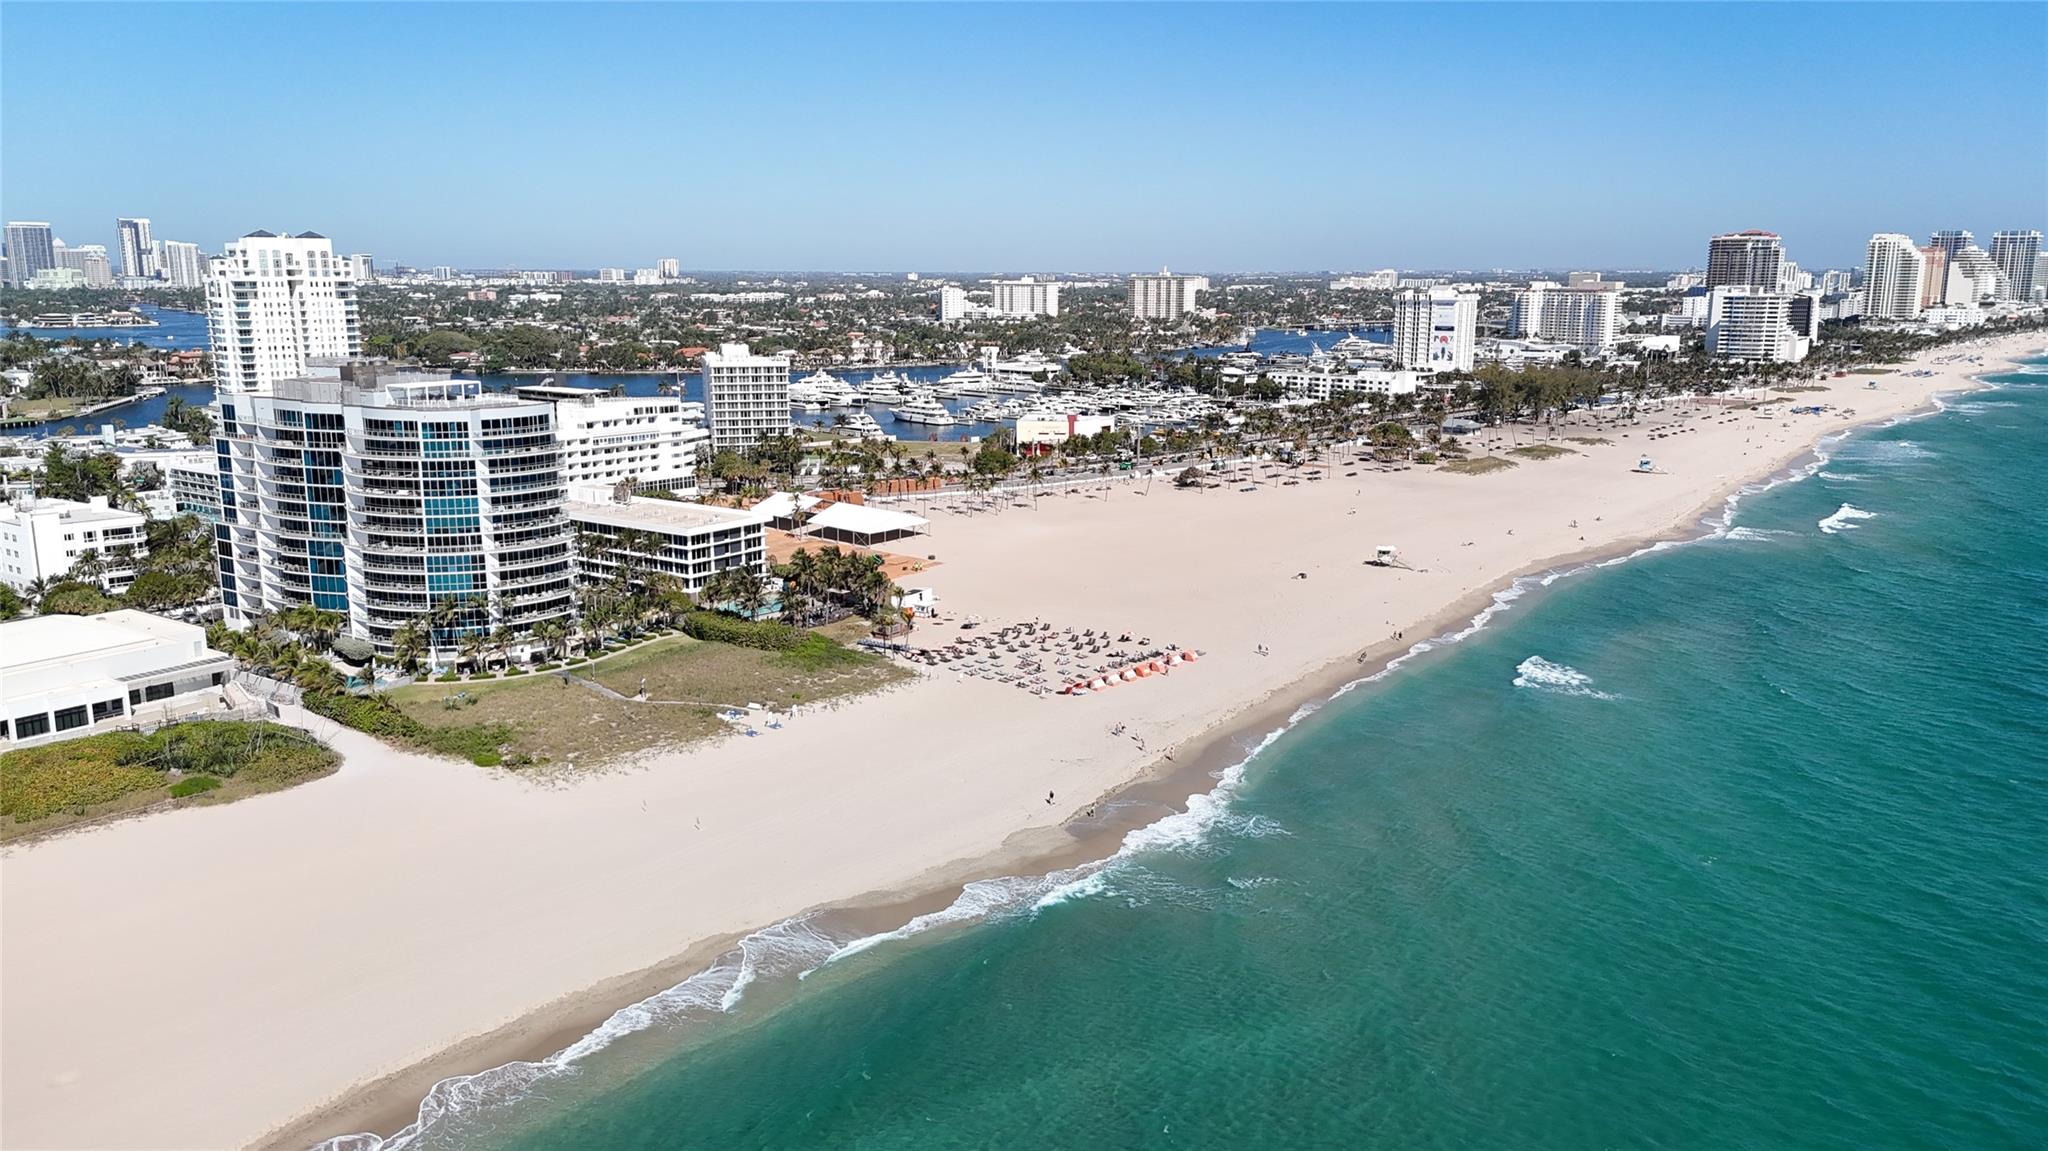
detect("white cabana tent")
(752, 491), (825, 531)
(803, 502), (931, 546)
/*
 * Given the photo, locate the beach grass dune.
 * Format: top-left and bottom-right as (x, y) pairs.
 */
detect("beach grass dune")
(1, 332), (2038, 1151)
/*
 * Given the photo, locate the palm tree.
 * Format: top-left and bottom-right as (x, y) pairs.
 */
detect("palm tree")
(68, 549), (107, 587)
(459, 630), (487, 674)
(392, 618), (428, 673)
(532, 619), (568, 663)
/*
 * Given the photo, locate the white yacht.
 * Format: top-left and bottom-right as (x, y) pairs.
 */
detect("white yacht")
(891, 393), (956, 426)
(839, 410), (888, 440)
(939, 367), (997, 396)
(858, 370), (913, 403)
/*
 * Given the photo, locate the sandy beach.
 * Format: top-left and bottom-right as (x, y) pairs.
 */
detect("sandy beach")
(1, 332), (2037, 1151)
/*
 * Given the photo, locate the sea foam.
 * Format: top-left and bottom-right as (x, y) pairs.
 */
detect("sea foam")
(1512, 656), (1617, 699)
(1818, 504), (1877, 535)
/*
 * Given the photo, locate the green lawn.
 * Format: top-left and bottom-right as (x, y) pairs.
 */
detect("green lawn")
(389, 632), (906, 768)
(0, 721), (338, 842)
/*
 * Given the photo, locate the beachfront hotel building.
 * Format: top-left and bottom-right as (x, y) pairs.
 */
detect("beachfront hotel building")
(4, 222), (56, 287)
(166, 455), (223, 522)
(511, 383), (710, 495)
(991, 277), (1061, 318)
(1392, 287), (1477, 373)
(564, 481), (768, 596)
(205, 231), (362, 394)
(1990, 231), (2041, 301)
(0, 495), (150, 593)
(213, 363), (573, 660)
(1506, 278), (1620, 352)
(1705, 230), (1784, 291)
(1862, 234), (1927, 320)
(702, 342), (791, 453)
(1704, 288), (1811, 363)
(0, 611), (235, 748)
(1268, 366), (1421, 403)
(1128, 269), (1208, 321)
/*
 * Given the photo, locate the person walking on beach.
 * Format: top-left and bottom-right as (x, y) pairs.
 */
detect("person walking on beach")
(1046, 790), (1055, 805)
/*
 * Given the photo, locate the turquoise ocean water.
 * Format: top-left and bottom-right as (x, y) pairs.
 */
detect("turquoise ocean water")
(344, 355), (2048, 1151)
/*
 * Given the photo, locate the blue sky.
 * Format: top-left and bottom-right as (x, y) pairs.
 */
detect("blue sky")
(3, 3), (2042, 273)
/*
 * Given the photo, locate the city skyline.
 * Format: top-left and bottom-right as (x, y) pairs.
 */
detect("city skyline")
(4, 3), (2042, 273)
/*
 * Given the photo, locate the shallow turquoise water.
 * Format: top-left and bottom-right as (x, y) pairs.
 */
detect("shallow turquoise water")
(389, 358), (2048, 1150)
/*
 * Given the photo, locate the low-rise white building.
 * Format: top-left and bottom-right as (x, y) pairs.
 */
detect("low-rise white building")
(1265, 367), (1421, 402)
(564, 482), (769, 595)
(1, 610), (236, 747)
(513, 384), (709, 495)
(0, 495), (149, 591)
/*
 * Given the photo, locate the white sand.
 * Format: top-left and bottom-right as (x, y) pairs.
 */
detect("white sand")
(2, 333), (2036, 1150)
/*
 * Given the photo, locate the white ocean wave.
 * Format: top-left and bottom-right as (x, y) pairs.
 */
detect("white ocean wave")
(1835, 439), (1936, 465)
(1818, 504), (1877, 535)
(1512, 656), (1617, 700)
(1723, 526), (1798, 543)
(1816, 470), (1866, 482)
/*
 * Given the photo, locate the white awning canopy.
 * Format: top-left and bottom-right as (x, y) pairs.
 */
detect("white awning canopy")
(804, 502), (930, 542)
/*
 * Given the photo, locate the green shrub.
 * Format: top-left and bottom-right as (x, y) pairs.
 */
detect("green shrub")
(435, 671), (462, 683)
(1, 722), (335, 826)
(304, 690), (509, 764)
(504, 669), (528, 677)
(682, 610), (802, 651)
(169, 775), (223, 798)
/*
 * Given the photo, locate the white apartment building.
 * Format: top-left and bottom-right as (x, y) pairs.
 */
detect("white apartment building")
(991, 276), (1060, 318)
(1944, 243), (2007, 303)
(57, 243), (115, 288)
(938, 285), (978, 323)
(159, 240), (206, 288)
(166, 454), (223, 521)
(564, 482), (769, 597)
(1989, 231), (2040, 300)
(1506, 279), (1619, 352)
(1392, 287), (1477, 373)
(349, 253), (376, 283)
(657, 258), (681, 279)
(213, 365), (574, 661)
(701, 342), (792, 453)
(1332, 270), (1399, 291)
(0, 495), (150, 592)
(1268, 366), (1420, 402)
(5, 222), (57, 287)
(632, 268), (662, 285)
(1817, 269), (1855, 296)
(1128, 269), (1209, 321)
(1862, 234), (1927, 320)
(597, 268), (627, 283)
(1704, 288), (1810, 362)
(206, 231), (362, 393)
(116, 218), (158, 279)
(1, 611), (236, 747)
(512, 384), (709, 495)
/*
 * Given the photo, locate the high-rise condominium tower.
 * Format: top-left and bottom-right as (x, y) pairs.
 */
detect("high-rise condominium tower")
(1989, 231), (2041, 300)
(1862, 234), (1927, 320)
(205, 231), (361, 394)
(117, 218), (159, 279)
(1705, 231), (1783, 291)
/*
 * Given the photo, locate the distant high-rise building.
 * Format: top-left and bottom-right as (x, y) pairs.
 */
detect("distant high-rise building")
(4, 222), (56, 288)
(1506, 278), (1619, 352)
(431, 265), (456, 282)
(701, 342), (791, 453)
(1917, 246), (1949, 310)
(57, 243), (114, 288)
(938, 285), (976, 323)
(597, 268), (627, 283)
(1705, 231), (1783, 291)
(347, 253), (375, 283)
(1393, 287), (1477, 372)
(657, 258), (680, 279)
(1128, 269), (1208, 321)
(1928, 230), (1973, 258)
(1817, 269), (1855, 296)
(205, 231), (361, 394)
(116, 218), (159, 280)
(1332, 269), (1399, 291)
(159, 240), (206, 288)
(991, 276), (1060, 318)
(1944, 243), (2006, 303)
(1989, 231), (2041, 300)
(1862, 233), (1927, 319)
